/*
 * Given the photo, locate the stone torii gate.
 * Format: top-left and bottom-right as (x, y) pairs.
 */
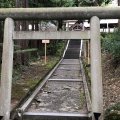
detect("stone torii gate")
(0, 7), (120, 120)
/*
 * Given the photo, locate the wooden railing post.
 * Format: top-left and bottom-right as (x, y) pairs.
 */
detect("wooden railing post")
(0, 18), (14, 120)
(88, 40), (90, 65)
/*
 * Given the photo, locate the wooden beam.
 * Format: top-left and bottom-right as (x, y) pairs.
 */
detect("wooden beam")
(0, 7), (120, 20)
(13, 31), (90, 40)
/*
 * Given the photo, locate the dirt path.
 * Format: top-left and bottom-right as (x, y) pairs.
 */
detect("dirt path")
(102, 53), (120, 110)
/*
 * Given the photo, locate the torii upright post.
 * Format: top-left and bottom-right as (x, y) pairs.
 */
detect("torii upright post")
(90, 16), (103, 120)
(0, 18), (14, 120)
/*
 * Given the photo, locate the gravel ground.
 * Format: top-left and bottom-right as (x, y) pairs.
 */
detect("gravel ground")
(50, 69), (81, 79)
(27, 81), (87, 114)
(60, 59), (80, 65)
(26, 59), (88, 114)
(57, 64), (80, 70)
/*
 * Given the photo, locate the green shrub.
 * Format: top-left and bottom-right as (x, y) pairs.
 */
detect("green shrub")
(102, 29), (120, 65)
(46, 40), (66, 56)
(104, 102), (120, 120)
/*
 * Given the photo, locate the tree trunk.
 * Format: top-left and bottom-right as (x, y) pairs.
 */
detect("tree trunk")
(118, 0), (120, 27)
(57, 20), (63, 31)
(0, 22), (3, 43)
(30, 20), (38, 58)
(21, 0), (29, 65)
(0, 21), (3, 63)
(14, 0), (22, 65)
(93, 0), (100, 6)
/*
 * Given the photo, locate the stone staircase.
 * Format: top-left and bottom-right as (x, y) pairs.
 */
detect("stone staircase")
(64, 40), (81, 59)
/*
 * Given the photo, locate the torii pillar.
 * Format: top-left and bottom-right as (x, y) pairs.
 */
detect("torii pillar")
(90, 16), (103, 120)
(0, 18), (14, 120)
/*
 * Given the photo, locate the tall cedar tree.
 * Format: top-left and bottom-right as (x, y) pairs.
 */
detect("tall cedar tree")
(14, 0), (22, 65)
(21, 0), (29, 65)
(30, 0), (39, 58)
